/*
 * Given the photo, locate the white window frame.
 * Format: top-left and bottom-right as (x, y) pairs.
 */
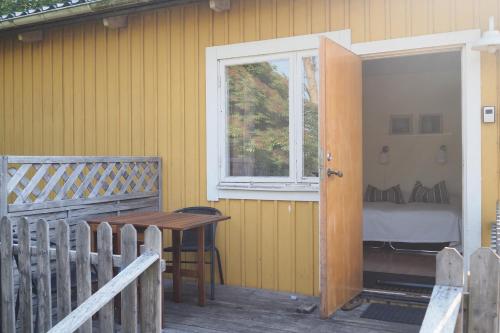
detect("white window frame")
(206, 30), (351, 201)
(218, 53), (297, 185)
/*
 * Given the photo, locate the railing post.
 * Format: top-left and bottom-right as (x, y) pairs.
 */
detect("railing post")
(121, 224), (138, 333)
(140, 226), (162, 332)
(0, 156), (8, 218)
(421, 248), (464, 333)
(0, 217), (15, 333)
(436, 247), (464, 287)
(36, 219), (52, 332)
(76, 222), (92, 333)
(437, 248), (464, 333)
(55, 220), (71, 322)
(97, 222), (114, 333)
(18, 217), (33, 333)
(468, 248), (500, 333)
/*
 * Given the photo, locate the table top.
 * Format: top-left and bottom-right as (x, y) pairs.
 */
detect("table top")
(87, 211), (230, 231)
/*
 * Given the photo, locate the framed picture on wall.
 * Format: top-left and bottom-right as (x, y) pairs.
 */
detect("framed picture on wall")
(419, 114), (443, 134)
(390, 115), (413, 135)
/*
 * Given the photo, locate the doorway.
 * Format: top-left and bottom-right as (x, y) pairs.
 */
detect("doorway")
(361, 51), (462, 293)
(319, 30), (481, 318)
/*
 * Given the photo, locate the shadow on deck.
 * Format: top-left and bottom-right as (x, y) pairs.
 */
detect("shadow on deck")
(162, 281), (421, 333)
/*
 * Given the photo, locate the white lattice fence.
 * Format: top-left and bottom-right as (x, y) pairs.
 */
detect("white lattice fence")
(0, 156), (162, 220)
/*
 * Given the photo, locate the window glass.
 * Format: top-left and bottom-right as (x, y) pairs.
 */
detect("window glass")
(419, 114), (443, 134)
(226, 59), (290, 177)
(390, 115), (413, 135)
(302, 56), (319, 177)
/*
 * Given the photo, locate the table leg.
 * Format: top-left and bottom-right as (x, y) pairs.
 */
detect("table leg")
(90, 224), (98, 252)
(172, 230), (182, 303)
(210, 223), (215, 300)
(115, 226), (122, 254)
(197, 226), (206, 306)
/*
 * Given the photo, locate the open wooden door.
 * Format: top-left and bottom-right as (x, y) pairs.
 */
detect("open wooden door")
(319, 37), (363, 318)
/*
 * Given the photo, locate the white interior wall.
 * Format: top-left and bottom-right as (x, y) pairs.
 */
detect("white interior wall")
(362, 52), (462, 198)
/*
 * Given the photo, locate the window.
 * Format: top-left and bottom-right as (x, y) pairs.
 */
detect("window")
(419, 114), (443, 134)
(390, 115), (413, 135)
(205, 30), (351, 201)
(302, 56), (320, 178)
(219, 52), (319, 186)
(225, 58), (291, 178)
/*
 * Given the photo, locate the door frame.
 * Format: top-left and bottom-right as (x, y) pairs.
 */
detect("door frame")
(350, 29), (482, 272)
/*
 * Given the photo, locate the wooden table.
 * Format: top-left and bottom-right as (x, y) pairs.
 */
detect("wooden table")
(87, 211), (230, 306)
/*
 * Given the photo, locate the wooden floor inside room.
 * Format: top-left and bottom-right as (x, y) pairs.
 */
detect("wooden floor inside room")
(363, 247), (436, 277)
(162, 281), (421, 333)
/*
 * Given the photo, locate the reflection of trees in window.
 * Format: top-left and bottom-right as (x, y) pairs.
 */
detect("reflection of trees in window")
(303, 56), (319, 177)
(227, 60), (290, 177)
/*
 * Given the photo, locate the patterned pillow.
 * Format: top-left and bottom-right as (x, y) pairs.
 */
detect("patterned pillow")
(364, 184), (406, 204)
(409, 181), (450, 204)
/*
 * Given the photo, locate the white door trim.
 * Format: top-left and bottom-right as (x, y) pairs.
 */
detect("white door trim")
(351, 29), (482, 271)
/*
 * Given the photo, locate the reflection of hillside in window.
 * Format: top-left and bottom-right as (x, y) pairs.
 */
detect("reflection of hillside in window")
(303, 56), (319, 178)
(226, 60), (290, 177)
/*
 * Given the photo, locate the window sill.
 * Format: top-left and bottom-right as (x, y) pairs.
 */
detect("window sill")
(215, 183), (320, 201)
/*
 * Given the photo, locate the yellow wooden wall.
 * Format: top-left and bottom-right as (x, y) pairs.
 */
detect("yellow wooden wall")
(0, 0), (499, 296)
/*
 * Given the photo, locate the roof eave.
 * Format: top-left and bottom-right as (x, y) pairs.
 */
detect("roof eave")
(0, 0), (189, 31)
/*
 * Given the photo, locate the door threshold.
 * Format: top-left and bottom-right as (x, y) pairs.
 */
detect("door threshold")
(361, 288), (431, 305)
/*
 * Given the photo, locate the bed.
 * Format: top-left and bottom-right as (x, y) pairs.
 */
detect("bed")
(363, 201), (462, 244)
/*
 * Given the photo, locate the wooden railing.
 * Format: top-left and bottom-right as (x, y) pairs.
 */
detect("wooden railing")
(0, 217), (165, 333)
(420, 247), (500, 333)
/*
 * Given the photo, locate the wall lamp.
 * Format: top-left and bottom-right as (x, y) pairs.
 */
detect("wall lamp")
(378, 145), (390, 165)
(436, 145), (448, 165)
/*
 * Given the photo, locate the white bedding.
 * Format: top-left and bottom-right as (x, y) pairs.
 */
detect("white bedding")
(363, 201), (461, 243)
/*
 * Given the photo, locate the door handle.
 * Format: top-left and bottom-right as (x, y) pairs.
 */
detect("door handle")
(327, 168), (343, 178)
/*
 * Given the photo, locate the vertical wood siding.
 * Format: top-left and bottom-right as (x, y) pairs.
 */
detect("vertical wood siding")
(0, 0), (499, 296)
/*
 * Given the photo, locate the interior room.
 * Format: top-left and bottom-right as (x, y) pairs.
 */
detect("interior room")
(361, 51), (463, 292)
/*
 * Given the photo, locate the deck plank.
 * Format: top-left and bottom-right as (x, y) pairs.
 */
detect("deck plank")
(162, 282), (420, 333)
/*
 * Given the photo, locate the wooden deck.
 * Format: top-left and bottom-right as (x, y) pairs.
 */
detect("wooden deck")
(162, 281), (421, 333)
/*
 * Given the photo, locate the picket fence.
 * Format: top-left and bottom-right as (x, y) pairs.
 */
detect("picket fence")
(0, 216), (164, 333)
(420, 247), (500, 333)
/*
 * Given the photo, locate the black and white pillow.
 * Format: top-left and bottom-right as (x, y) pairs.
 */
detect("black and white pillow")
(364, 184), (406, 204)
(409, 181), (450, 204)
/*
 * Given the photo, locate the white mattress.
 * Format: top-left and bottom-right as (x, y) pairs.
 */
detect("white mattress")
(363, 201), (461, 243)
